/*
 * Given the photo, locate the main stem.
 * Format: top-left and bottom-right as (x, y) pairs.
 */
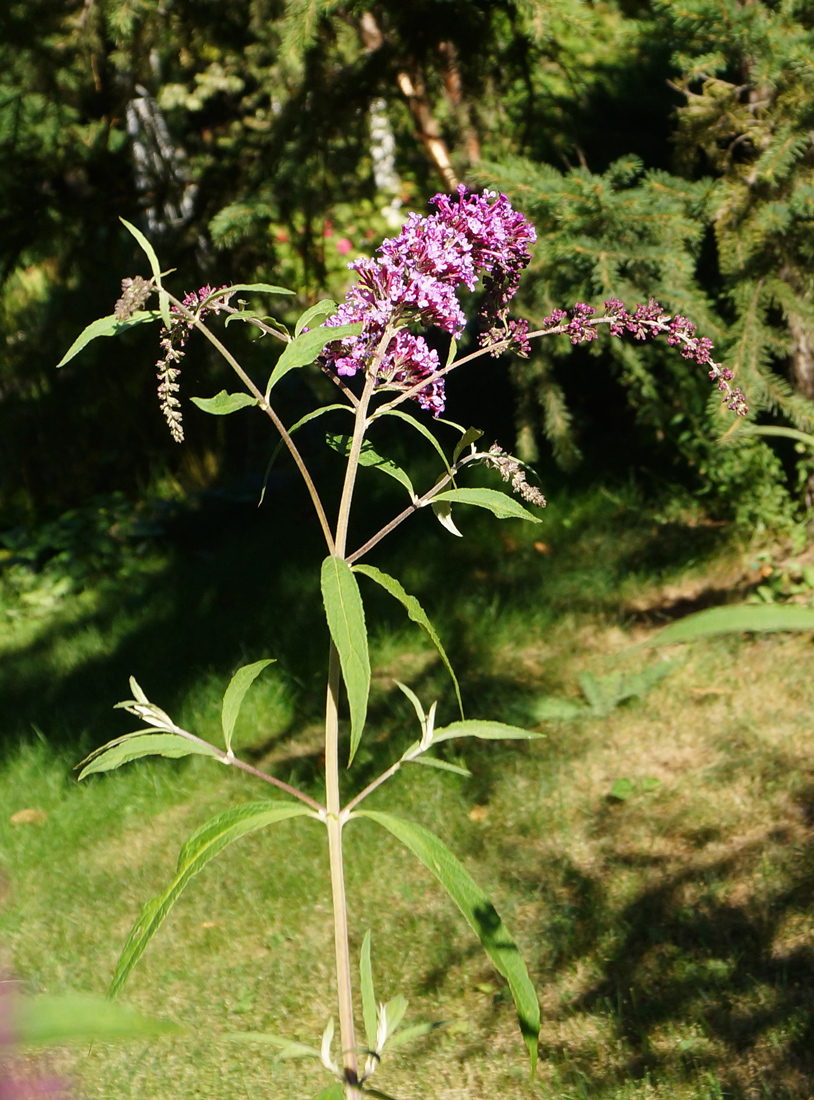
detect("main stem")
(324, 337), (389, 1098)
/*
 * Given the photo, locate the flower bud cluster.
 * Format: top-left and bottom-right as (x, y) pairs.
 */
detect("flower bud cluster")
(155, 286), (231, 442)
(322, 186), (536, 415)
(114, 275), (153, 321)
(484, 444), (547, 507)
(543, 297), (748, 416)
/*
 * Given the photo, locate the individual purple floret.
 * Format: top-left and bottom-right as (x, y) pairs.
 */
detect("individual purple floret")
(321, 186), (536, 415)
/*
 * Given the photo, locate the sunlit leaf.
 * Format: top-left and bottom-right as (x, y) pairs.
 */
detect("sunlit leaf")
(295, 298), (337, 336)
(265, 322), (363, 397)
(431, 487), (542, 523)
(360, 930), (377, 1051)
(431, 499), (463, 537)
(110, 802), (313, 996)
(201, 283), (293, 309)
(354, 565), (463, 717)
(77, 732), (221, 780)
(430, 720), (542, 745)
(385, 1020), (444, 1050)
(190, 391), (258, 415)
(320, 556), (370, 764)
(311, 1087), (344, 1100)
(221, 658), (275, 752)
(408, 756), (471, 777)
(16, 993), (179, 1046)
(355, 811), (540, 1077)
(120, 218), (170, 326)
(57, 311), (160, 368)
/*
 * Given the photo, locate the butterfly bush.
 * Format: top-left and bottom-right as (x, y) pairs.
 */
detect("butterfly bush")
(320, 186), (537, 415)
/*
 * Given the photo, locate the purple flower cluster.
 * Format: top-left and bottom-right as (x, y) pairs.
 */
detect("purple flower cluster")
(542, 297), (748, 416)
(155, 285), (231, 442)
(321, 186), (536, 415)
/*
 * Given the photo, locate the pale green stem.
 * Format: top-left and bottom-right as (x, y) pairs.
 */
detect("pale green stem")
(323, 324), (396, 1100)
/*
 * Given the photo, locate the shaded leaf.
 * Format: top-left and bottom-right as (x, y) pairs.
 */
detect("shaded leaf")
(57, 311), (160, 368)
(354, 565), (463, 717)
(266, 323), (363, 396)
(431, 487), (542, 523)
(326, 435), (414, 497)
(647, 603), (814, 646)
(355, 811), (540, 1077)
(320, 556), (370, 764)
(110, 802), (313, 996)
(380, 409), (451, 469)
(221, 659), (275, 752)
(191, 391), (258, 416)
(452, 427), (484, 465)
(77, 732), (221, 780)
(530, 697), (586, 722)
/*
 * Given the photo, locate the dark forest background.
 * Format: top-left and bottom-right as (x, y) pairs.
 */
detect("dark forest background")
(3, 0), (814, 538)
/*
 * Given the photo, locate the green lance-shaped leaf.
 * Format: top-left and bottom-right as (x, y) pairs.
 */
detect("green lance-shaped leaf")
(311, 1087), (344, 1100)
(77, 731), (222, 780)
(120, 217), (171, 327)
(409, 756), (471, 777)
(190, 391), (258, 416)
(431, 487), (542, 524)
(200, 283), (293, 308)
(452, 427), (484, 465)
(360, 930), (377, 1051)
(221, 658), (275, 753)
(295, 298), (337, 336)
(321, 556), (371, 765)
(259, 403), (353, 506)
(355, 811), (540, 1077)
(226, 1032), (321, 1059)
(109, 801), (313, 997)
(380, 409), (451, 470)
(646, 603), (814, 647)
(16, 993), (179, 1046)
(326, 435), (415, 498)
(57, 311), (161, 368)
(353, 564), (463, 718)
(385, 1020), (444, 1050)
(430, 719), (542, 746)
(265, 322), (363, 398)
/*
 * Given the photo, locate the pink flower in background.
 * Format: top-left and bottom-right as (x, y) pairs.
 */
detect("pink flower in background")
(335, 238), (353, 256)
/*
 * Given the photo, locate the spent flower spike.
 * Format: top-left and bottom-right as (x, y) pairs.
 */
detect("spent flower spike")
(321, 186), (536, 415)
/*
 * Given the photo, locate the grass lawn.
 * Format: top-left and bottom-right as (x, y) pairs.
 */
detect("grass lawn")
(1, 484), (813, 1100)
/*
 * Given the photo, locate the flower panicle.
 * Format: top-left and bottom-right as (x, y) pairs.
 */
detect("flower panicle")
(153, 285), (231, 442)
(542, 297), (748, 417)
(321, 186), (536, 415)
